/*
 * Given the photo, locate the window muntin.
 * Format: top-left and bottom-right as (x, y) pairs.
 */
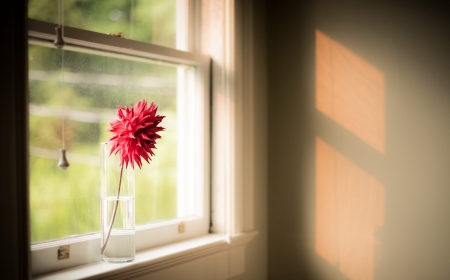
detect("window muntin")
(28, 0), (177, 48)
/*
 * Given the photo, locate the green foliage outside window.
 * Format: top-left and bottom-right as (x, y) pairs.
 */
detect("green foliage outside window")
(28, 0), (179, 243)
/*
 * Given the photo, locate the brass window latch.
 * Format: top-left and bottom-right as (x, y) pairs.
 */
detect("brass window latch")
(107, 32), (124, 38)
(57, 245), (70, 260)
(178, 222), (185, 234)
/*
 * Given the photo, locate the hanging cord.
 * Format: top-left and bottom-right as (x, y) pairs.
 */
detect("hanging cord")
(56, 0), (69, 170)
(61, 50), (65, 150)
(61, 0), (65, 150)
(130, 0), (134, 39)
(61, 0), (65, 38)
(58, 0), (61, 29)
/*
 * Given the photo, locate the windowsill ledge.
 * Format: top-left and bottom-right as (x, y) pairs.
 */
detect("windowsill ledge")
(33, 231), (258, 280)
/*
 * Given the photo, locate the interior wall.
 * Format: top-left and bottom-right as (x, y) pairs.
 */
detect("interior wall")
(268, 0), (450, 279)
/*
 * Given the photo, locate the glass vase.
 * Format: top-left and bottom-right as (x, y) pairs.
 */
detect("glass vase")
(100, 142), (135, 262)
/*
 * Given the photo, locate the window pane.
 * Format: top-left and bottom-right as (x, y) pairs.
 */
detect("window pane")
(29, 43), (193, 243)
(28, 0), (177, 48)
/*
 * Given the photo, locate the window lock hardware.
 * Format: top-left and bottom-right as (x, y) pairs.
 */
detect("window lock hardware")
(54, 26), (65, 49)
(57, 245), (70, 260)
(107, 32), (125, 38)
(178, 222), (185, 234)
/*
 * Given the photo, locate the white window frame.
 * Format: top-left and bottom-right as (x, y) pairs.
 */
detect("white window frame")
(29, 0), (259, 278)
(28, 8), (210, 275)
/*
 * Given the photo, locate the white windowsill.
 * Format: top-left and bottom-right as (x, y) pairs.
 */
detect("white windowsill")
(33, 231), (258, 280)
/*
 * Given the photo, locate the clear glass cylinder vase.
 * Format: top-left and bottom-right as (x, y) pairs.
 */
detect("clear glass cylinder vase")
(100, 142), (135, 262)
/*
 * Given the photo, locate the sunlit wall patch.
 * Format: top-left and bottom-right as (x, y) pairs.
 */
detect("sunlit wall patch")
(316, 30), (385, 154)
(315, 137), (384, 280)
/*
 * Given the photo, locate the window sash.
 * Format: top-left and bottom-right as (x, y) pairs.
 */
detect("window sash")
(28, 19), (208, 67)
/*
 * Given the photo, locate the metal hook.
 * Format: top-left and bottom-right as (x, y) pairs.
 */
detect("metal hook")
(54, 26), (65, 49)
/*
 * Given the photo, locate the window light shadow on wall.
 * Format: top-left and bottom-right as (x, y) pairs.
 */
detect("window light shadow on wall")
(315, 30), (385, 154)
(316, 138), (384, 280)
(315, 29), (386, 280)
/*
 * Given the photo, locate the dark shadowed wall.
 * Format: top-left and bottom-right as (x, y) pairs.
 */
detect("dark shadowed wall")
(268, 0), (450, 279)
(0, 1), (30, 278)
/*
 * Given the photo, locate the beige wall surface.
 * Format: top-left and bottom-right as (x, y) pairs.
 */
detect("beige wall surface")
(268, 0), (450, 279)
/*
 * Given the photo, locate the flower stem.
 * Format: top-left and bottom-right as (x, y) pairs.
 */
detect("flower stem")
(101, 165), (124, 255)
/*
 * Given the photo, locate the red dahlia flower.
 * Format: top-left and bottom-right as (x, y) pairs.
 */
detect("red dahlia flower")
(107, 100), (165, 169)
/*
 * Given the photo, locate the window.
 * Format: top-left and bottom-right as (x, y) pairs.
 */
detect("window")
(28, 0), (210, 275)
(26, 1), (259, 278)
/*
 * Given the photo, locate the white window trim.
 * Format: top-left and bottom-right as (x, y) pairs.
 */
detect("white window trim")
(30, 0), (258, 278)
(33, 232), (257, 280)
(209, 0), (256, 236)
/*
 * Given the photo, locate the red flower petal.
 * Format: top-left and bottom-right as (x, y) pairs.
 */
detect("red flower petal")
(107, 100), (165, 169)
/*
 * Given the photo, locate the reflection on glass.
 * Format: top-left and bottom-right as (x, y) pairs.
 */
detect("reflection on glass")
(316, 30), (385, 154)
(315, 137), (384, 280)
(28, 0), (177, 48)
(29, 43), (190, 243)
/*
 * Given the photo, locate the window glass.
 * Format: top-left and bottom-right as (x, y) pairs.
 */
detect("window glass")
(28, 0), (177, 48)
(29, 43), (194, 243)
